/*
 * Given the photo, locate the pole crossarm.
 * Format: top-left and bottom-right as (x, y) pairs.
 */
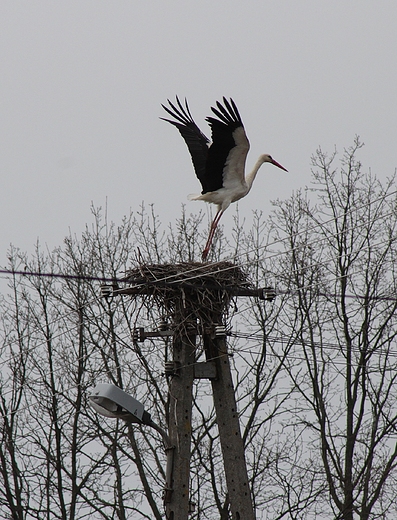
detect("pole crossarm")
(114, 283), (275, 300)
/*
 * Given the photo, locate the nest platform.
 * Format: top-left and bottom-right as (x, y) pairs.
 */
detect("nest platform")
(119, 261), (251, 321)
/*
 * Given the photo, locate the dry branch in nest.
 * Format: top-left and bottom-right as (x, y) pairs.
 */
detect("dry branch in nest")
(120, 261), (251, 327)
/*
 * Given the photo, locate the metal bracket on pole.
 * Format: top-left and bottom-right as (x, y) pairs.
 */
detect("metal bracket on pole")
(133, 327), (174, 342)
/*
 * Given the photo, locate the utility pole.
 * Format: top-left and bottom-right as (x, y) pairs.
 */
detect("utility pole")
(205, 328), (255, 519)
(117, 262), (275, 520)
(164, 303), (196, 519)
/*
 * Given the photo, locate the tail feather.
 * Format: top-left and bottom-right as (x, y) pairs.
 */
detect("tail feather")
(188, 193), (201, 201)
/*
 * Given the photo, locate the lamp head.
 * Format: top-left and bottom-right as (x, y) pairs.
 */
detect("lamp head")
(89, 383), (151, 425)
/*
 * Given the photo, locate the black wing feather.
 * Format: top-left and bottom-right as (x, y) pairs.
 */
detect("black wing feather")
(161, 97), (209, 190)
(203, 97), (244, 193)
(228, 98), (243, 122)
(162, 96), (245, 195)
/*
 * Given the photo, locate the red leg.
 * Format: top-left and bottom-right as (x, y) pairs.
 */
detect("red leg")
(202, 210), (223, 261)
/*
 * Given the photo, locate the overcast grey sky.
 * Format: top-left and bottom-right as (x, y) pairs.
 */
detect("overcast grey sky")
(1, 1), (396, 263)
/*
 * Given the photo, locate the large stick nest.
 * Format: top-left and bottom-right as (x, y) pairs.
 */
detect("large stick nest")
(121, 261), (250, 323)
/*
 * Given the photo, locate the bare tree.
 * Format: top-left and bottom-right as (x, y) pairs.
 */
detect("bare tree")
(267, 138), (397, 519)
(1, 139), (397, 519)
(0, 203), (294, 519)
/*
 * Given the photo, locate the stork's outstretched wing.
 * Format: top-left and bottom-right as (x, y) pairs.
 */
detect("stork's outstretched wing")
(161, 97), (209, 191)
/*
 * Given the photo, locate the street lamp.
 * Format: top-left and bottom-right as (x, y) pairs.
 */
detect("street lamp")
(89, 383), (174, 502)
(89, 383), (151, 423)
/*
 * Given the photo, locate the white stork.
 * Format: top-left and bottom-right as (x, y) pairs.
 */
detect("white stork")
(161, 96), (288, 261)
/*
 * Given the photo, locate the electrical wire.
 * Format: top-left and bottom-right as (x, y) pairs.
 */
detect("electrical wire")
(2, 245), (397, 304)
(1, 185), (397, 409)
(2, 287), (392, 403)
(127, 191), (397, 293)
(1, 214), (395, 297)
(0, 270), (130, 372)
(0, 284), (397, 430)
(230, 330), (397, 361)
(174, 203), (395, 301)
(3, 314), (397, 424)
(0, 236), (396, 382)
(3, 273), (393, 406)
(2, 184), (396, 293)
(0, 237), (395, 376)
(158, 186), (397, 283)
(0, 318), (237, 421)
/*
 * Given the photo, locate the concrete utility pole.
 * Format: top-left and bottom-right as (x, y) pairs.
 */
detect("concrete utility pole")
(165, 313), (196, 519)
(204, 329), (255, 520)
(118, 262), (275, 520)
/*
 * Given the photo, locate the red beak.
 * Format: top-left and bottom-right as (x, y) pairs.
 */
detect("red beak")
(271, 159), (288, 172)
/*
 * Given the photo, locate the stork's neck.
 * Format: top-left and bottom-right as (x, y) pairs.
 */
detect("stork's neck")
(245, 155), (267, 191)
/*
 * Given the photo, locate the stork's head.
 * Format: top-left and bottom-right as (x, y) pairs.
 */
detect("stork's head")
(260, 154), (288, 172)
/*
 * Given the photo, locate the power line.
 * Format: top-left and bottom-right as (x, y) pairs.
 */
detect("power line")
(1, 184), (396, 388)
(1, 182), (396, 302)
(3, 318), (397, 424)
(0, 250), (395, 380)
(2, 286), (393, 402)
(122, 193), (397, 293)
(1, 260), (397, 304)
(221, 186), (397, 258)
(0, 268), (122, 285)
(2, 185), (396, 291)
(1, 274), (397, 418)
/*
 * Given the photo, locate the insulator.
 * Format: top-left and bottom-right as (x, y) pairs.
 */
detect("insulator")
(214, 325), (226, 337)
(164, 361), (180, 376)
(259, 287), (276, 301)
(158, 318), (168, 331)
(133, 327), (145, 342)
(100, 285), (113, 298)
